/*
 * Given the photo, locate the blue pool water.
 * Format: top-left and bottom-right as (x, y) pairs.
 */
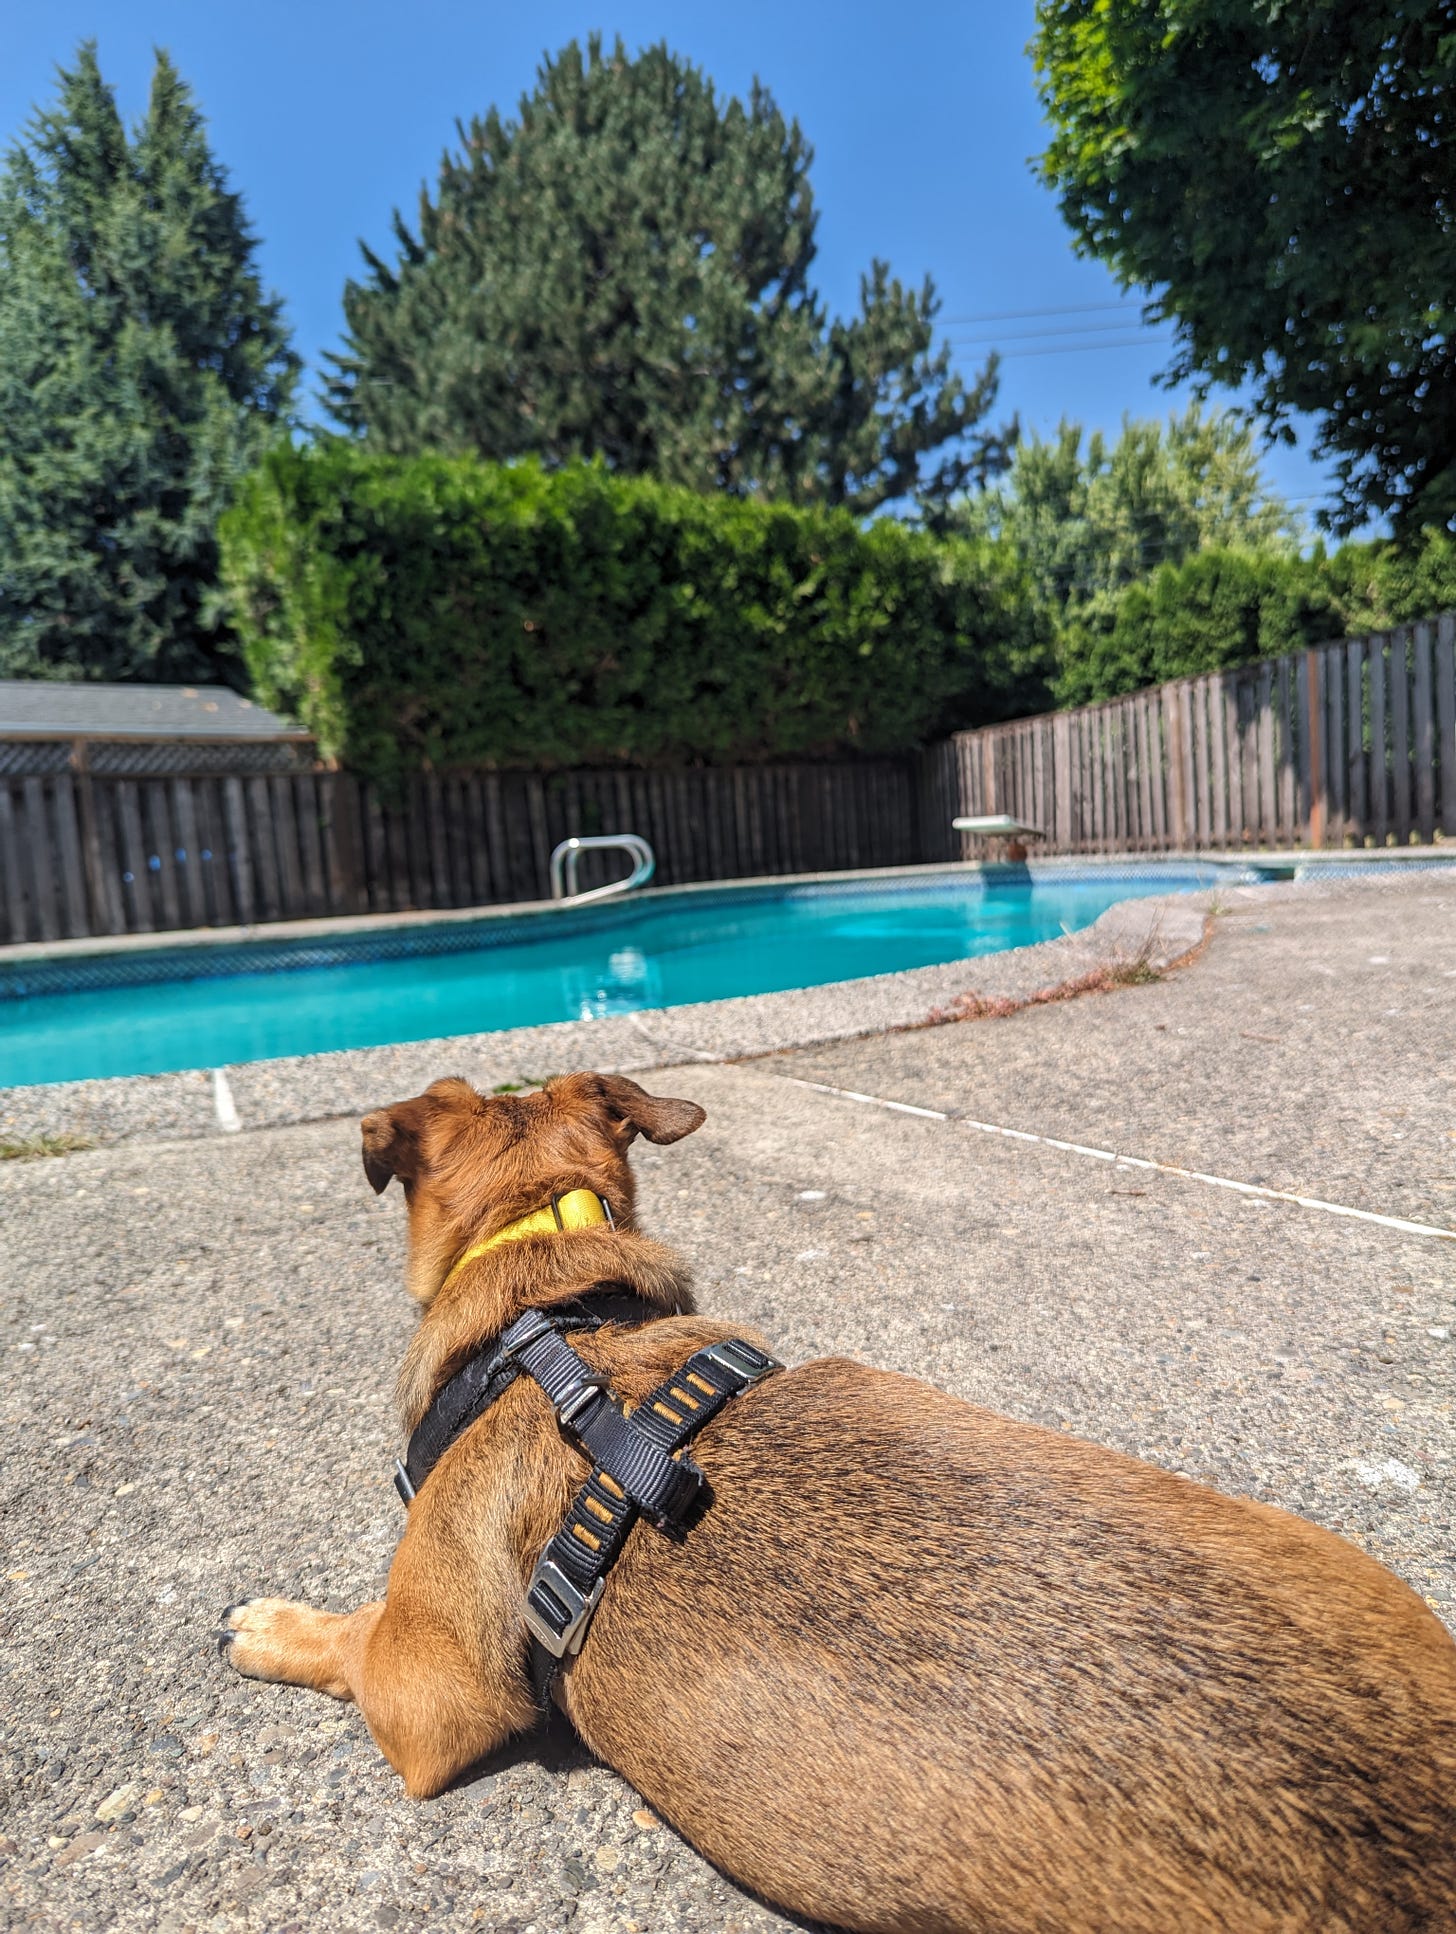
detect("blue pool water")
(0, 868), (1223, 1086)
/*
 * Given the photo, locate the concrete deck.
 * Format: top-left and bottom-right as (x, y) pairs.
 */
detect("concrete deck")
(1, 875), (1452, 1931)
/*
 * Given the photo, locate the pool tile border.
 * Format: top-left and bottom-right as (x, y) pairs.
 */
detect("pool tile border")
(0, 859), (1240, 1000)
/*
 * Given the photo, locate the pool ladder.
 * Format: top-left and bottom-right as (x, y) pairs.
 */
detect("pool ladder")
(549, 834), (656, 905)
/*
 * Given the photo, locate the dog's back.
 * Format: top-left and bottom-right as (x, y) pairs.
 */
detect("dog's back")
(565, 1357), (1456, 1934)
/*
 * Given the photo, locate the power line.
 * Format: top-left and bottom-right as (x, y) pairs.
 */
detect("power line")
(949, 318), (1172, 347)
(939, 299), (1145, 325)
(975, 336), (1177, 361)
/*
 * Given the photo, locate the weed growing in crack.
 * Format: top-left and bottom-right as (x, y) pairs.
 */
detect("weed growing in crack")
(0, 1132), (95, 1161)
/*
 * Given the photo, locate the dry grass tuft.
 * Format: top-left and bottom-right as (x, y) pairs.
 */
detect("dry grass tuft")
(0, 1131), (96, 1161)
(927, 925), (1173, 1026)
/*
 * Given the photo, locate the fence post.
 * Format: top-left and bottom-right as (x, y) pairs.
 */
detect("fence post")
(1164, 688), (1187, 848)
(1412, 621), (1436, 841)
(1306, 648), (1325, 848)
(1052, 713), (1072, 851)
(1437, 613), (1456, 837)
(69, 737), (114, 935)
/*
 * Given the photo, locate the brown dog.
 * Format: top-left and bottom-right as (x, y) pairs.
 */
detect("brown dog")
(223, 1073), (1456, 1933)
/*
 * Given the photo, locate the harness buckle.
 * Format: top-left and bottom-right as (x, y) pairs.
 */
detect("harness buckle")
(554, 1375), (609, 1430)
(699, 1339), (779, 1386)
(501, 1308), (557, 1354)
(523, 1558), (605, 1658)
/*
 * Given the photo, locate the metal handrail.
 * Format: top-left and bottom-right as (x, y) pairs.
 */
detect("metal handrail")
(549, 834), (656, 904)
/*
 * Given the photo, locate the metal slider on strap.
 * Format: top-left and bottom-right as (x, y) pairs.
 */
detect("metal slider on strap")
(553, 1376), (608, 1429)
(523, 1559), (604, 1658)
(501, 1307), (558, 1354)
(698, 1338), (778, 1386)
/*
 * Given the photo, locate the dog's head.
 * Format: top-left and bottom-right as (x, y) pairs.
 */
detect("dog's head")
(360, 1072), (705, 1303)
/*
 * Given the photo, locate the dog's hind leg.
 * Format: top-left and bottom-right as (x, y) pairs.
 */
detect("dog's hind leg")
(220, 1587), (538, 1798)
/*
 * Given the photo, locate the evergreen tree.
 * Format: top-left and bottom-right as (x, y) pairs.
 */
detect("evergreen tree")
(0, 45), (298, 682)
(326, 37), (1009, 515)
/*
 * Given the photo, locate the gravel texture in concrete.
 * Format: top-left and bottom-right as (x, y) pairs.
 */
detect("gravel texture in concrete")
(784, 870), (1456, 1232)
(0, 875), (1452, 1932)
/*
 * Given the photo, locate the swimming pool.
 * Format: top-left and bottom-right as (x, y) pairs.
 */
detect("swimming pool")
(0, 866), (1230, 1087)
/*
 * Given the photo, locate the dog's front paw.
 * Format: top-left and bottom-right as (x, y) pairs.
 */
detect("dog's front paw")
(216, 1596), (298, 1679)
(217, 1596), (349, 1694)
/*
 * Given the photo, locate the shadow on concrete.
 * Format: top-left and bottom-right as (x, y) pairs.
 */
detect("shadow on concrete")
(451, 1709), (835, 1929)
(449, 1704), (595, 1791)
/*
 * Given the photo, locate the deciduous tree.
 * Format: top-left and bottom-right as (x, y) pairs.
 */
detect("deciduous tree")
(959, 406), (1296, 614)
(955, 405), (1297, 698)
(1033, 0), (1456, 535)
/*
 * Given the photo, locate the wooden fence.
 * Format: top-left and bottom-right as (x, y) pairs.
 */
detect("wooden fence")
(0, 758), (919, 947)
(2, 615), (1453, 948)
(922, 616), (1456, 860)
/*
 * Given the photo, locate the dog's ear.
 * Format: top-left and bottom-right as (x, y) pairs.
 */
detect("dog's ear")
(361, 1080), (484, 1193)
(360, 1105), (423, 1194)
(595, 1074), (705, 1146)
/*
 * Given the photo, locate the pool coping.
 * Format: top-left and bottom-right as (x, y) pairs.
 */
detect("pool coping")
(2, 843), (1450, 970)
(0, 855), (1207, 969)
(0, 857), (1242, 1001)
(2, 857), (1451, 1150)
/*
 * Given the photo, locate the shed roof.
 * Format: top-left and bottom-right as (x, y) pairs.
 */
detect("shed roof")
(0, 681), (309, 741)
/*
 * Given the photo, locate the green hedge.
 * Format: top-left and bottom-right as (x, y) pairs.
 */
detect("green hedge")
(1053, 549), (1348, 707)
(219, 445), (1040, 782)
(1052, 531), (1456, 707)
(1326, 524), (1456, 631)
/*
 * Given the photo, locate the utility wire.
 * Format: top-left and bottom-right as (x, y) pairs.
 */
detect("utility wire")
(949, 318), (1172, 347)
(972, 336), (1176, 360)
(939, 300), (1144, 325)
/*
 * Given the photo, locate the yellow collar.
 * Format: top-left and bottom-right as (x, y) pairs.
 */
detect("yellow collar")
(440, 1189), (613, 1294)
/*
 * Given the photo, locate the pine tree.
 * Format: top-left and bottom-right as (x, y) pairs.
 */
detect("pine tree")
(0, 44), (298, 682)
(326, 37), (1009, 516)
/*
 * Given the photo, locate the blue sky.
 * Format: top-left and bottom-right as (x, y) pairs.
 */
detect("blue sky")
(6, 0), (1334, 520)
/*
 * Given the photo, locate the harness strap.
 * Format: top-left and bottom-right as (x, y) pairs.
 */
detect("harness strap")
(390, 1291), (781, 1712)
(394, 1289), (648, 1503)
(522, 1336), (780, 1697)
(504, 1312), (704, 1526)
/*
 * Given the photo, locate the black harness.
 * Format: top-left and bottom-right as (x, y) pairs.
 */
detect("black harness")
(394, 1288), (780, 1697)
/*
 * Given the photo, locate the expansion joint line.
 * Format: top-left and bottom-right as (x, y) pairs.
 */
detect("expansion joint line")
(212, 1067), (242, 1134)
(626, 1014), (725, 1063)
(771, 1075), (1456, 1245)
